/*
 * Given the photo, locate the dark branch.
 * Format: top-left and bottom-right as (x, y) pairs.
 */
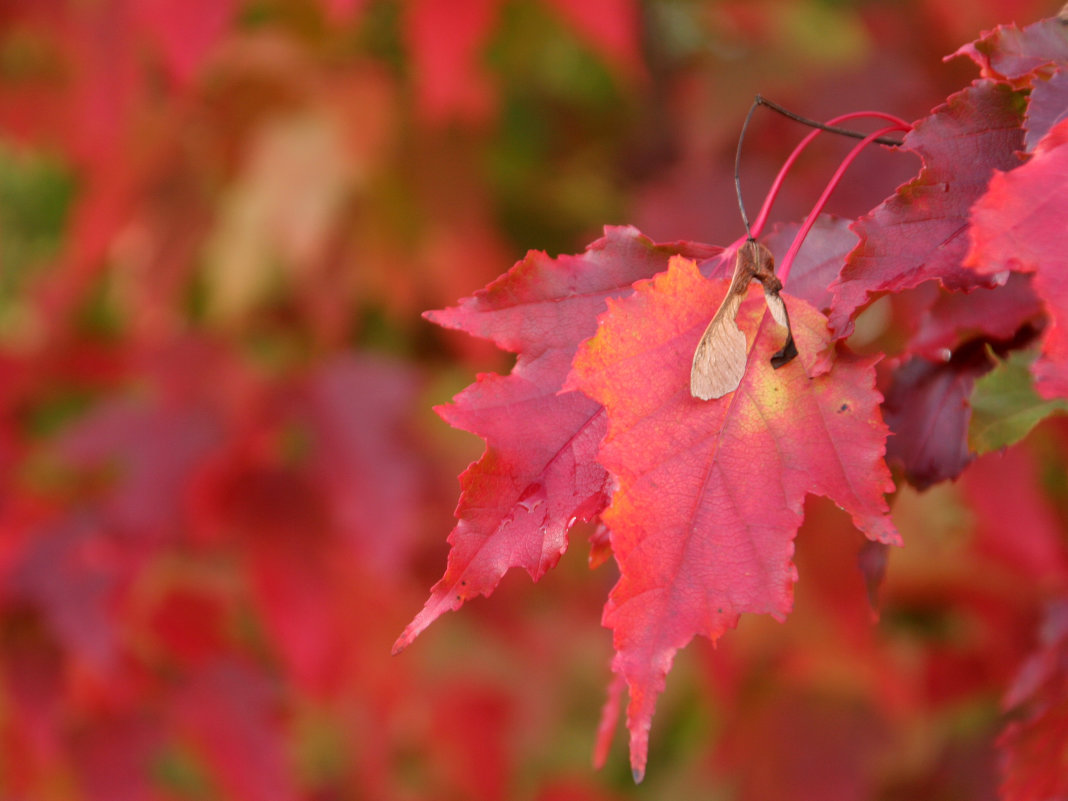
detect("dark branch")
(754, 95), (905, 147)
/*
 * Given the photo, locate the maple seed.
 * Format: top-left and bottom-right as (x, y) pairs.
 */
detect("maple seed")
(690, 239), (797, 400)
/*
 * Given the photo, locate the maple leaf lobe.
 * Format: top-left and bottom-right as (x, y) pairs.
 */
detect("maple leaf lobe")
(397, 229), (720, 653)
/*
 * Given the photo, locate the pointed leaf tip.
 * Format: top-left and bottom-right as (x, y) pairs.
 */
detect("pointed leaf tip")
(592, 671), (625, 770)
(392, 584), (466, 656)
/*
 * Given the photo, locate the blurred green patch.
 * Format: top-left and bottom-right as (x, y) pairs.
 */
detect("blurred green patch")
(17, 387), (95, 442)
(153, 743), (218, 799)
(75, 272), (126, 341)
(0, 24), (65, 82)
(487, 0), (635, 253)
(0, 141), (76, 340)
(780, 1), (868, 66)
(356, 0), (408, 73)
(291, 704), (348, 789)
(969, 348), (1068, 454)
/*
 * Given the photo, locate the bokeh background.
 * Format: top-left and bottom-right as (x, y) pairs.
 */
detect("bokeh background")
(0, 1), (1064, 799)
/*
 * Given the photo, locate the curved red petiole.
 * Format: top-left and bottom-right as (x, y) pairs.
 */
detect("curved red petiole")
(748, 110), (912, 241)
(697, 112), (913, 396)
(777, 121), (912, 283)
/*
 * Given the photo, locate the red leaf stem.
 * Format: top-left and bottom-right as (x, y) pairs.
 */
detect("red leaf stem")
(778, 124), (912, 284)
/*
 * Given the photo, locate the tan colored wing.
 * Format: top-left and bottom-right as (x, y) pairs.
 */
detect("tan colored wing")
(690, 290), (747, 400)
(762, 287), (789, 328)
(762, 287), (798, 368)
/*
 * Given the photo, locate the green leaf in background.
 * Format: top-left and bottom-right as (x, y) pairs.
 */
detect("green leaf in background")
(969, 348), (1068, 453)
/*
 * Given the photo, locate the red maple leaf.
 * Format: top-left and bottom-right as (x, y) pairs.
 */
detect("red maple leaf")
(1025, 69), (1068, 150)
(868, 274), (1043, 489)
(947, 16), (1068, 152)
(881, 345), (993, 489)
(902, 273), (1044, 360)
(394, 228), (719, 653)
(950, 17), (1068, 89)
(966, 118), (1068, 399)
(827, 80), (1026, 337)
(567, 255), (899, 780)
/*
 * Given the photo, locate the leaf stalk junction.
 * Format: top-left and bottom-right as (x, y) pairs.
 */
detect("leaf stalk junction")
(690, 97), (912, 400)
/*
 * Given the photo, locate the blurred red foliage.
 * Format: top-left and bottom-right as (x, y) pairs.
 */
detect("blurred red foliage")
(0, 1), (1066, 799)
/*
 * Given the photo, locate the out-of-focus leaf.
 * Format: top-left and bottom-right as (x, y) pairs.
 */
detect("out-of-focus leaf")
(404, 0), (500, 124)
(969, 349), (1068, 453)
(543, 0), (642, 76)
(132, 0), (238, 87)
(882, 345), (992, 489)
(202, 114), (355, 324)
(715, 691), (889, 801)
(902, 273), (1044, 361)
(173, 660), (299, 801)
(999, 600), (1068, 801)
(960, 446), (1068, 584)
(6, 513), (120, 673)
